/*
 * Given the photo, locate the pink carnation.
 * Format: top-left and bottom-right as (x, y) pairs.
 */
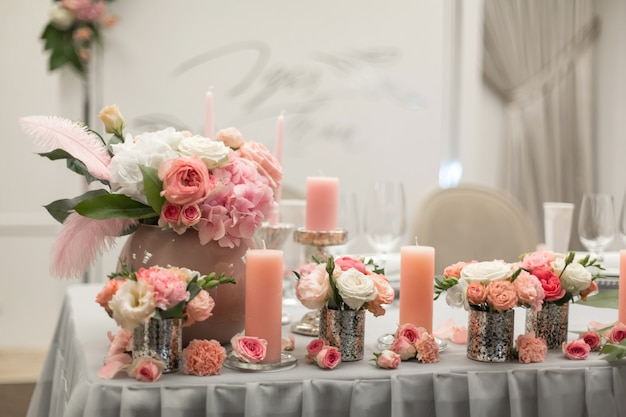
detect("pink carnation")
(183, 339), (226, 376)
(513, 270), (545, 311)
(515, 332), (547, 364)
(607, 323), (626, 344)
(415, 332), (440, 363)
(563, 339), (590, 360)
(521, 251), (557, 272)
(184, 290), (215, 326)
(136, 267), (189, 310)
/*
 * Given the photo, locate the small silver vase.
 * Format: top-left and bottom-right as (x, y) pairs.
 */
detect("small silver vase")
(133, 318), (183, 373)
(525, 302), (569, 349)
(318, 306), (365, 362)
(467, 309), (515, 362)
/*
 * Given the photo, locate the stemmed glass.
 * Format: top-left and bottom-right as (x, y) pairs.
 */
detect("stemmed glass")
(618, 191), (626, 246)
(578, 193), (615, 260)
(363, 181), (406, 266)
(328, 191), (361, 257)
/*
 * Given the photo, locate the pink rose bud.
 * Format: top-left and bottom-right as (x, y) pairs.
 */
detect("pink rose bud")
(230, 334), (267, 363)
(127, 357), (165, 382)
(391, 335), (417, 360)
(306, 339), (326, 360)
(98, 104), (126, 136)
(374, 350), (401, 369)
(216, 127), (244, 148)
(579, 331), (602, 351)
(563, 339), (591, 360)
(315, 346), (341, 369)
(608, 323), (626, 344)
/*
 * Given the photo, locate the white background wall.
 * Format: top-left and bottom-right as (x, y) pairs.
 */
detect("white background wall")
(1, 0), (624, 350)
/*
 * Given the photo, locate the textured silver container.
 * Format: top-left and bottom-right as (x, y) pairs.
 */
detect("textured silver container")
(525, 302), (569, 349)
(133, 318), (182, 373)
(467, 309), (515, 362)
(318, 306), (365, 361)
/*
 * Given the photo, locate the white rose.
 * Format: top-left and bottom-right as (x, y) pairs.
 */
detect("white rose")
(49, 6), (74, 30)
(178, 135), (230, 169)
(108, 280), (156, 330)
(445, 278), (469, 310)
(295, 264), (331, 310)
(109, 128), (182, 203)
(460, 260), (512, 284)
(335, 268), (378, 310)
(551, 258), (592, 294)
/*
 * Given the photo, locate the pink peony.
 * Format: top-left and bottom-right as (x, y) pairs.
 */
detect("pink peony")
(96, 278), (126, 314)
(521, 251), (557, 271)
(184, 290), (215, 326)
(513, 270), (545, 311)
(215, 127), (244, 148)
(486, 280), (518, 312)
(158, 155), (212, 206)
(579, 331), (602, 351)
(230, 334), (267, 363)
(515, 332), (547, 364)
(415, 332), (440, 363)
(391, 335), (417, 360)
(395, 323), (425, 345)
(306, 339), (326, 361)
(466, 282), (488, 306)
(374, 350), (401, 369)
(136, 267), (189, 310)
(607, 323), (626, 344)
(237, 141), (282, 189)
(563, 339), (591, 360)
(335, 257), (367, 274)
(531, 267), (566, 302)
(182, 339), (226, 376)
(315, 346), (341, 369)
(127, 357), (165, 382)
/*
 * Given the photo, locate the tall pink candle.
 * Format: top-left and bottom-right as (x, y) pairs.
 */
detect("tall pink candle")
(305, 176), (339, 231)
(619, 250), (626, 325)
(399, 245), (435, 333)
(204, 90), (214, 139)
(245, 249), (284, 364)
(270, 113), (285, 225)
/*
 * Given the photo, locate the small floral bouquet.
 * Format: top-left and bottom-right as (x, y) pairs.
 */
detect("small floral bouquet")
(41, 0), (118, 76)
(386, 323), (440, 364)
(96, 263), (235, 330)
(295, 255), (395, 316)
(20, 104), (281, 278)
(434, 260), (545, 313)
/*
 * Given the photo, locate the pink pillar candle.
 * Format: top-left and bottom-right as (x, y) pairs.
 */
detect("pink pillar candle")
(244, 249), (284, 364)
(305, 176), (339, 231)
(619, 250), (626, 325)
(399, 245), (435, 333)
(204, 90), (214, 139)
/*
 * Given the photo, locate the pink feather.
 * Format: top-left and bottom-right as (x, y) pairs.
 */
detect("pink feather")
(51, 214), (138, 279)
(19, 115), (112, 181)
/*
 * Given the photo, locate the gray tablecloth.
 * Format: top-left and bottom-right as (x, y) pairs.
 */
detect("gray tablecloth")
(27, 284), (626, 417)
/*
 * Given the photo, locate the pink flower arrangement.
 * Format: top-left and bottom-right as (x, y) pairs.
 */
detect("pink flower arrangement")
(306, 339), (342, 369)
(514, 332), (547, 364)
(230, 334), (267, 364)
(41, 0), (117, 77)
(20, 105), (281, 279)
(387, 323), (440, 364)
(182, 339), (227, 376)
(435, 260), (545, 313)
(295, 255), (395, 315)
(96, 264), (235, 330)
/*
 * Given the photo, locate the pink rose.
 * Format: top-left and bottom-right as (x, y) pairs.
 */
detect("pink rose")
(563, 339), (591, 360)
(295, 264), (331, 310)
(315, 346), (341, 369)
(444, 261), (471, 278)
(96, 279), (126, 315)
(579, 331), (602, 351)
(486, 280), (518, 312)
(515, 332), (547, 364)
(367, 273), (395, 317)
(395, 323), (425, 345)
(513, 271), (545, 311)
(230, 334), (267, 363)
(580, 280), (598, 302)
(532, 267), (566, 302)
(335, 257), (367, 274)
(374, 350), (401, 369)
(237, 141), (282, 189)
(184, 290), (215, 326)
(306, 338), (326, 361)
(180, 203), (201, 227)
(183, 339), (226, 376)
(466, 282), (488, 306)
(608, 323), (626, 344)
(127, 357), (165, 382)
(216, 127), (244, 149)
(391, 335), (417, 360)
(415, 332), (440, 363)
(137, 267), (189, 310)
(158, 155), (212, 205)
(521, 251), (557, 271)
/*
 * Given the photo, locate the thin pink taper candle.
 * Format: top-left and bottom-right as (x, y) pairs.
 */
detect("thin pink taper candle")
(204, 90), (214, 139)
(305, 176), (339, 231)
(399, 244), (435, 333)
(270, 112), (285, 225)
(245, 248), (284, 364)
(619, 250), (626, 325)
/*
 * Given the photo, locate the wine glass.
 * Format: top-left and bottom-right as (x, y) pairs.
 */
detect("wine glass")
(363, 181), (406, 266)
(328, 191), (361, 256)
(578, 193), (615, 260)
(618, 191), (626, 246)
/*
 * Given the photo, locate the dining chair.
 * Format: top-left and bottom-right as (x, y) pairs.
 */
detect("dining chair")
(411, 183), (538, 274)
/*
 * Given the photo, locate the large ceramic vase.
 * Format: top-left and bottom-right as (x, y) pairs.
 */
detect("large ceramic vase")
(119, 224), (251, 345)
(318, 306), (365, 362)
(525, 302), (569, 349)
(466, 309), (515, 362)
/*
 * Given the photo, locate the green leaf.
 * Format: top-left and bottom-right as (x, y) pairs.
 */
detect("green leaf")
(37, 149), (108, 185)
(326, 257), (343, 309)
(160, 302), (186, 319)
(49, 46), (70, 71)
(139, 165), (165, 215)
(600, 341), (626, 361)
(74, 193), (157, 220)
(44, 189), (110, 223)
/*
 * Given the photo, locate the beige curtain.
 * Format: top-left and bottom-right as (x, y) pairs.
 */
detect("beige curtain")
(483, 0), (598, 249)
